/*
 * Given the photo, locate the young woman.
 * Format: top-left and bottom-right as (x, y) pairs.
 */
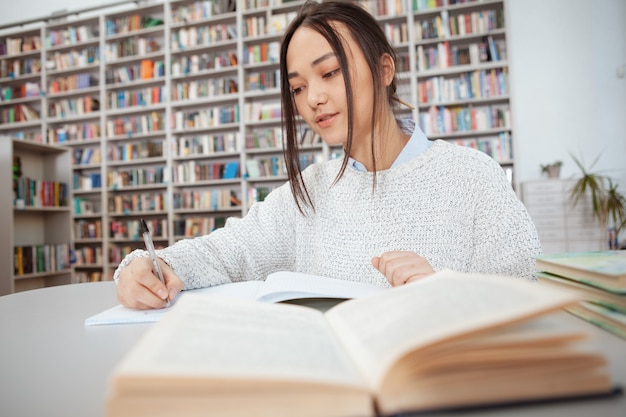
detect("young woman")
(114, 0), (541, 309)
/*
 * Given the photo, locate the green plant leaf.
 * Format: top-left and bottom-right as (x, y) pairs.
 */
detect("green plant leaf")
(606, 178), (626, 227)
(569, 153), (608, 224)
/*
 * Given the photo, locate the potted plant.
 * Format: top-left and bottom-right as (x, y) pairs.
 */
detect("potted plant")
(605, 178), (626, 248)
(569, 153), (626, 249)
(540, 161), (562, 179)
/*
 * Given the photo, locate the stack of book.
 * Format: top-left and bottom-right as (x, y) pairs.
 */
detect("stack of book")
(535, 250), (626, 340)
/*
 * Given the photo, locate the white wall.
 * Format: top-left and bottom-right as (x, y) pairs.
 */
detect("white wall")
(507, 0), (626, 191)
(2, 0), (625, 189)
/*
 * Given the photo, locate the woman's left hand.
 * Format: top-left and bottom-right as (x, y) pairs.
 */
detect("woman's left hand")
(372, 251), (435, 287)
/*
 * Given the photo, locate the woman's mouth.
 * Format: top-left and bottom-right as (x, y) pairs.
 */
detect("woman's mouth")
(315, 113), (337, 128)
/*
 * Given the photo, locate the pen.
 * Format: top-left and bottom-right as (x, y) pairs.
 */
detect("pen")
(140, 218), (170, 307)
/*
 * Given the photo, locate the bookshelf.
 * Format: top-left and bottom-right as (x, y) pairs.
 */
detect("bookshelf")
(411, 0), (513, 185)
(169, 1), (241, 247)
(0, 0), (514, 283)
(0, 26), (44, 144)
(0, 137), (72, 295)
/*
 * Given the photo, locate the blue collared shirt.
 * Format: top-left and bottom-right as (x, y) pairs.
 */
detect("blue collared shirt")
(348, 119), (432, 172)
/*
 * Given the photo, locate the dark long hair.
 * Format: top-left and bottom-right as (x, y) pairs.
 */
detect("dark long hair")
(280, 0), (400, 214)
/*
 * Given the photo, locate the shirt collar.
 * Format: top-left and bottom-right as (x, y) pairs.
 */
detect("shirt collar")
(349, 118), (432, 172)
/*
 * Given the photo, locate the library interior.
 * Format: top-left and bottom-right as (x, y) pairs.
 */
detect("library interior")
(0, 1), (625, 417)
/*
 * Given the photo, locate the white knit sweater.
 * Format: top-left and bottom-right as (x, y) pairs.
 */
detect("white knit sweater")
(114, 140), (542, 289)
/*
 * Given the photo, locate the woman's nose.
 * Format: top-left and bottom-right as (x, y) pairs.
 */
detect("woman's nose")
(307, 84), (328, 108)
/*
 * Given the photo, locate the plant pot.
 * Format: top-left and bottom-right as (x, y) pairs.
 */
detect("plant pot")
(546, 165), (561, 179)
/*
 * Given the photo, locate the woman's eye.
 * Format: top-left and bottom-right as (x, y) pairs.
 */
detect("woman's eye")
(291, 86), (304, 95)
(323, 68), (341, 79)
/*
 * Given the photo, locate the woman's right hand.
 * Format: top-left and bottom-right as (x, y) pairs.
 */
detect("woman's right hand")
(116, 257), (183, 310)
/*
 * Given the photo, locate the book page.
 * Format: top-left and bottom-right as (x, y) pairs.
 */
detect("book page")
(324, 270), (579, 390)
(112, 293), (369, 391)
(256, 271), (385, 303)
(85, 281), (264, 326)
(85, 303), (174, 325)
(86, 272), (384, 326)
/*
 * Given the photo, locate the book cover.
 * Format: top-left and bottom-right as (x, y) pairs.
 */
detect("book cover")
(566, 301), (626, 340)
(537, 271), (626, 311)
(535, 251), (626, 289)
(222, 161), (239, 179)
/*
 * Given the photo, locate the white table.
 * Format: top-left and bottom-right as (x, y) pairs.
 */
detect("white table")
(0, 281), (624, 417)
(0, 282), (148, 417)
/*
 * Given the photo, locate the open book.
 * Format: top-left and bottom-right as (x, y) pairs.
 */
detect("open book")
(85, 271), (384, 325)
(105, 270), (615, 417)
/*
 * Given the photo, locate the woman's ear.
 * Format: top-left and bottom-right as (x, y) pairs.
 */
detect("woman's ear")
(380, 53), (395, 87)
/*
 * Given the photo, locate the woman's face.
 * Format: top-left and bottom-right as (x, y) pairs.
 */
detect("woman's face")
(286, 23), (374, 151)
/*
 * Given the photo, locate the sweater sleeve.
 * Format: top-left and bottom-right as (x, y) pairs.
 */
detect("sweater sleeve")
(468, 157), (542, 280)
(113, 182), (300, 290)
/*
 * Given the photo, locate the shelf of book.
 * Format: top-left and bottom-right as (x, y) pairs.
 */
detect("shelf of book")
(0, 136), (73, 294)
(0, 0), (515, 282)
(0, 25), (44, 145)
